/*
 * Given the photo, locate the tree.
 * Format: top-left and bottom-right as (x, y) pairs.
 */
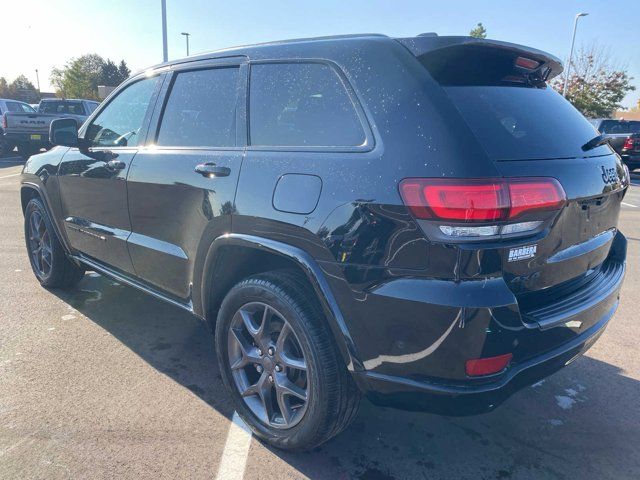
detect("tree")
(470, 22), (487, 39)
(552, 44), (635, 118)
(51, 54), (130, 99)
(8, 75), (38, 102)
(118, 60), (131, 82)
(0, 77), (10, 98)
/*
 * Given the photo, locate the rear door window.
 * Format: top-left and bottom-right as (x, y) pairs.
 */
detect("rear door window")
(249, 62), (365, 147)
(157, 67), (239, 147)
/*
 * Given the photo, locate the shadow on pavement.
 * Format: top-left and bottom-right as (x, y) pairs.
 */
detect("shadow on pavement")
(53, 273), (640, 480)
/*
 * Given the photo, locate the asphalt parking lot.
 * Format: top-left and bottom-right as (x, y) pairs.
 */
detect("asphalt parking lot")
(1, 153), (639, 480)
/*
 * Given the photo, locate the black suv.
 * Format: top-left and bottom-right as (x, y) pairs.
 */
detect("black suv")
(21, 34), (627, 450)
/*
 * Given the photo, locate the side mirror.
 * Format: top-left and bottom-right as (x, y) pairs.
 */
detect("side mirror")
(49, 118), (80, 148)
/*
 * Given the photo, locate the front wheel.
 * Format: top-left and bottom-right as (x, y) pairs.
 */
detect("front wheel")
(24, 198), (85, 289)
(215, 270), (361, 451)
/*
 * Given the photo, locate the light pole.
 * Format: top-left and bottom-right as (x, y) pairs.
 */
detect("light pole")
(563, 12), (589, 97)
(35, 69), (40, 93)
(161, 0), (168, 62)
(181, 32), (191, 56)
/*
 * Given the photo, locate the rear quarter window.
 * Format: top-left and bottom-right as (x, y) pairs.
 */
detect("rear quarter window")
(249, 62), (365, 147)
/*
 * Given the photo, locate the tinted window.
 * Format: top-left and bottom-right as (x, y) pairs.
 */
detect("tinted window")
(599, 120), (640, 134)
(249, 63), (365, 147)
(444, 86), (610, 160)
(157, 67), (238, 147)
(6, 101), (35, 113)
(85, 76), (159, 147)
(40, 101), (86, 115)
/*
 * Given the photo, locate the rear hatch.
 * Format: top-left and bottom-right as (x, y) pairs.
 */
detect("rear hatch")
(400, 37), (627, 302)
(3, 112), (57, 136)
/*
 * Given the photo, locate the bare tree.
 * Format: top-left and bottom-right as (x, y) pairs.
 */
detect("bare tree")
(552, 43), (635, 118)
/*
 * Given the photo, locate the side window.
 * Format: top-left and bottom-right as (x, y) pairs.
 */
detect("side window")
(6, 102), (34, 113)
(85, 76), (160, 148)
(157, 67), (239, 147)
(249, 62), (365, 147)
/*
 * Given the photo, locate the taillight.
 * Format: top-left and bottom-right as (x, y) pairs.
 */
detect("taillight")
(623, 137), (634, 150)
(399, 178), (565, 222)
(1, 115), (6, 130)
(465, 353), (513, 377)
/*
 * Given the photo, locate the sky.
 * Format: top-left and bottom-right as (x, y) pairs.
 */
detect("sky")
(2, 0), (639, 107)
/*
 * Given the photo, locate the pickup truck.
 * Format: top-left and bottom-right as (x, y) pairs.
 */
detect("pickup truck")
(589, 118), (640, 169)
(0, 98), (37, 155)
(2, 98), (99, 157)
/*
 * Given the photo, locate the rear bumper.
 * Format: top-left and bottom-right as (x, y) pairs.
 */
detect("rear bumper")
(3, 132), (50, 147)
(332, 232), (626, 415)
(355, 307), (612, 415)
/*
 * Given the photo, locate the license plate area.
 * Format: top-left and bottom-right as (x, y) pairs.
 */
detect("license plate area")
(30, 134), (42, 140)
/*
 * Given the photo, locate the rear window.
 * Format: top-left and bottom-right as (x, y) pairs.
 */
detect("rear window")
(418, 45), (610, 160)
(444, 86), (609, 161)
(598, 120), (640, 134)
(40, 101), (86, 115)
(249, 62), (365, 147)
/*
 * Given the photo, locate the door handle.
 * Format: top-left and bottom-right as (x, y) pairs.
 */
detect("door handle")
(106, 159), (126, 171)
(195, 163), (231, 177)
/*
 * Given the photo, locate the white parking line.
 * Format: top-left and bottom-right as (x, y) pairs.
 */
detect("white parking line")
(0, 173), (20, 179)
(215, 412), (253, 480)
(622, 202), (639, 208)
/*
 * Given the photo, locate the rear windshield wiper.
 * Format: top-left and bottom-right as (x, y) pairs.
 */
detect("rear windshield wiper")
(582, 134), (614, 152)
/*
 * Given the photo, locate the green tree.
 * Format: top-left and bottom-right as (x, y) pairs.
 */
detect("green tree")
(552, 44), (635, 118)
(469, 22), (487, 38)
(117, 60), (131, 82)
(99, 59), (121, 86)
(51, 54), (105, 99)
(0, 77), (10, 97)
(9, 75), (38, 102)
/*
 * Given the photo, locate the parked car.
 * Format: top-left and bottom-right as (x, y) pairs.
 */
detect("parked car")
(21, 34), (627, 451)
(0, 98), (37, 155)
(3, 98), (99, 157)
(590, 118), (640, 168)
(620, 133), (640, 170)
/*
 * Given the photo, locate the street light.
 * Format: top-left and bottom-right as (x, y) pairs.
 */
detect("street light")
(181, 32), (191, 56)
(161, 0), (168, 62)
(35, 69), (40, 93)
(563, 12), (589, 97)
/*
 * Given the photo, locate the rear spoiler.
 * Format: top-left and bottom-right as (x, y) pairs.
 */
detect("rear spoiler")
(395, 36), (563, 83)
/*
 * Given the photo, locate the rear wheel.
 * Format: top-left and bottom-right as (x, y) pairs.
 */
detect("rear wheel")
(215, 270), (360, 451)
(24, 198), (84, 289)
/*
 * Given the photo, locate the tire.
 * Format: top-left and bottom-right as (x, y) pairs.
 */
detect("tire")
(215, 270), (361, 451)
(24, 198), (85, 289)
(17, 144), (37, 159)
(0, 139), (14, 156)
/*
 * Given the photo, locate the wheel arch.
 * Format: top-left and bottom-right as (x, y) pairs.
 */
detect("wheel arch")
(197, 234), (363, 372)
(20, 182), (72, 255)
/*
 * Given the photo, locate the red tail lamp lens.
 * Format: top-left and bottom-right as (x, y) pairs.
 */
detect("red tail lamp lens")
(465, 353), (513, 377)
(623, 137), (634, 150)
(399, 178), (565, 222)
(508, 180), (565, 219)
